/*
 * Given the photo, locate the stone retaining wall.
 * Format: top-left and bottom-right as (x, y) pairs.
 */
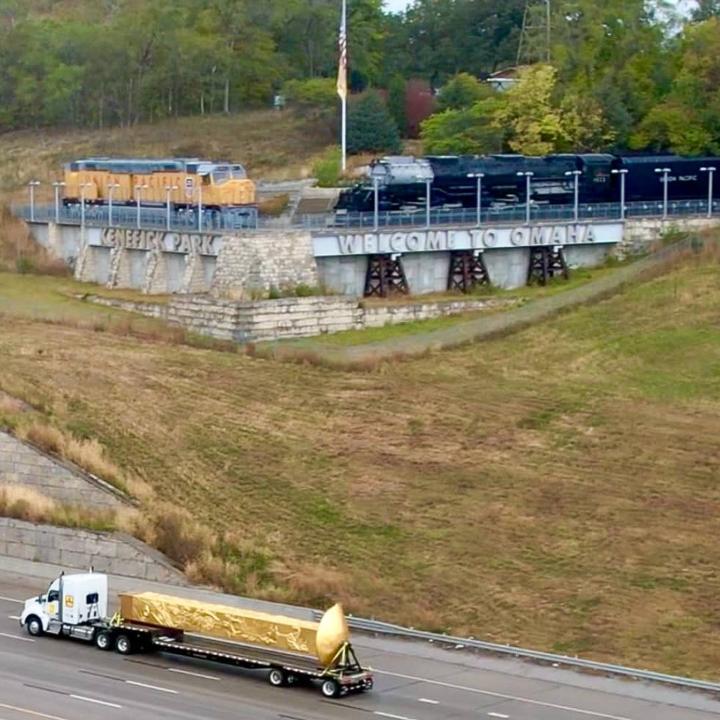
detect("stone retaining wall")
(85, 294), (168, 319)
(168, 295), (510, 342)
(0, 517), (185, 584)
(617, 216), (720, 258)
(0, 431), (128, 509)
(210, 231), (318, 299)
(86, 293), (512, 343)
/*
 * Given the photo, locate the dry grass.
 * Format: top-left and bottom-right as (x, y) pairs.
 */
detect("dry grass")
(0, 111), (333, 201)
(0, 485), (118, 531)
(15, 422), (128, 494)
(1, 246), (720, 677)
(0, 205), (70, 274)
(257, 193), (290, 217)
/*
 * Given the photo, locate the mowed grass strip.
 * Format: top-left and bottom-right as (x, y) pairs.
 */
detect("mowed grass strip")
(0, 253), (719, 679)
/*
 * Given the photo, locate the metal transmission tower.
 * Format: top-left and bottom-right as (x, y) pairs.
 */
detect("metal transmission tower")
(516, 0), (551, 66)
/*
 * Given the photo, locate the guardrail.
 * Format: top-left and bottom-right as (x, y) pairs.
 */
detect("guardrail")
(14, 198), (720, 234)
(318, 612), (720, 693)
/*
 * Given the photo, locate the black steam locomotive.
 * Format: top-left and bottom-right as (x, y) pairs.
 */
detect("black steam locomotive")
(335, 154), (719, 213)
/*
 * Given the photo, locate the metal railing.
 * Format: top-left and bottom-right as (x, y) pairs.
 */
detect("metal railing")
(14, 198), (720, 234)
(327, 198), (720, 230)
(16, 203), (258, 232)
(313, 611), (720, 694)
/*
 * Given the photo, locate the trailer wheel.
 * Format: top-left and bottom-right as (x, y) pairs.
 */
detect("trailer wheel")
(268, 669), (286, 687)
(25, 616), (43, 637)
(320, 679), (340, 698)
(95, 631), (112, 651)
(114, 634), (133, 655)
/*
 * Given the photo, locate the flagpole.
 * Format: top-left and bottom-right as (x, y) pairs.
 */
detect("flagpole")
(340, 0), (347, 173)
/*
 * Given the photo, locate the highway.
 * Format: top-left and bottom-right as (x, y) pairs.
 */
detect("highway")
(0, 564), (718, 720)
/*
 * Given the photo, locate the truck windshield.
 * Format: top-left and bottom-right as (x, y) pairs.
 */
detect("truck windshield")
(231, 166), (247, 179)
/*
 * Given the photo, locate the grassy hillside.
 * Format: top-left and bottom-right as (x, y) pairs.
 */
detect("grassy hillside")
(1, 246), (720, 679)
(0, 111), (335, 200)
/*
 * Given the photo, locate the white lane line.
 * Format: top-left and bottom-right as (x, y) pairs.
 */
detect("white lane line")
(374, 669), (634, 720)
(70, 695), (122, 709)
(125, 680), (178, 694)
(0, 596), (23, 604)
(167, 668), (220, 681)
(374, 713), (418, 720)
(8, 615), (21, 620)
(488, 714), (510, 719)
(0, 631), (34, 643)
(0, 703), (69, 720)
(418, 698), (439, 704)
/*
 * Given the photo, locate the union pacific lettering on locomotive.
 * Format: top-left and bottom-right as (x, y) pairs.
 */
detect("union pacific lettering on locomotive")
(335, 154), (719, 213)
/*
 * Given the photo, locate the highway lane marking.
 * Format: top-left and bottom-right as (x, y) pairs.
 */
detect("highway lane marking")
(0, 703), (68, 720)
(374, 713), (418, 720)
(374, 669), (634, 720)
(0, 631), (34, 642)
(8, 615), (21, 620)
(167, 667), (221, 681)
(488, 714), (510, 719)
(0, 596), (23, 604)
(126, 680), (178, 694)
(70, 695), (122, 709)
(417, 698), (439, 704)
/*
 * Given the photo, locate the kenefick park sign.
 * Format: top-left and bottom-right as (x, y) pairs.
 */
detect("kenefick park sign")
(312, 222), (623, 257)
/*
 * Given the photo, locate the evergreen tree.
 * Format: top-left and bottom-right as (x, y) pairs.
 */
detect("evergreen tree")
(347, 92), (402, 154)
(387, 75), (407, 137)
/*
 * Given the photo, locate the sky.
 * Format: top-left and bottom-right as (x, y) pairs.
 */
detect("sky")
(383, 0), (693, 14)
(384, 0), (410, 12)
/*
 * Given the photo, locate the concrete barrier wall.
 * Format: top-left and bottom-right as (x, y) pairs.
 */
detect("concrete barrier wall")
(0, 518), (185, 584)
(92, 293), (512, 343)
(0, 431), (128, 509)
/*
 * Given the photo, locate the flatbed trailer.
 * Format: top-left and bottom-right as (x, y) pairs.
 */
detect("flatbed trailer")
(20, 573), (373, 699)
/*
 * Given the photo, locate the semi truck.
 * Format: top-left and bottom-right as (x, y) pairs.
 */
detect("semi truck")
(19, 572), (373, 698)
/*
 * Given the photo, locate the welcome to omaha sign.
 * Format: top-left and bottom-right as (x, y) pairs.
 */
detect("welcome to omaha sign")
(313, 222), (623, 258)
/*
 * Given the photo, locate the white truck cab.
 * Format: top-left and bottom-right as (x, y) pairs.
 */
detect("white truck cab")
(21, 572), (108, 637)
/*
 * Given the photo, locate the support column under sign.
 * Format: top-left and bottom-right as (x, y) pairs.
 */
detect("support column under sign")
(364, 254), (409, 297)
(527, 246), (569, 286)
(447, 250), (490, 292)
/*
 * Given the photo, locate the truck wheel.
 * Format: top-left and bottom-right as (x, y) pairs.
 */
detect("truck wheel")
(268, 669), (286, 687)
(25, 616), (43, 637)
(320, 679), (340, 698)
(95, 631), (112, 651)
(114, 634), (133, 655)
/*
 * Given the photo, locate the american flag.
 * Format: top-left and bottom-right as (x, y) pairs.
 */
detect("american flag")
(337, 0), (348, 101)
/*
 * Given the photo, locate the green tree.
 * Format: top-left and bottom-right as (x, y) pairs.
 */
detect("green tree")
(387, 74), (407, 136)
(631, 17), (720, 154)
(420, 97), (506, 154)
(692, 0), (720, 21)
(493, 64), (564, 155)
(347, 92), (401, 154)
(436, 73), (487, 112)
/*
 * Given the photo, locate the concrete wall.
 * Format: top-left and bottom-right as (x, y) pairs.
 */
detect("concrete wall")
(164, 294), (511, 343)
(0, 517), (185, 584)
(0, 431), (127, 509)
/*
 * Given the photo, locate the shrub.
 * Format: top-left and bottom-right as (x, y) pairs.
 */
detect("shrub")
(312, 146), (342, 187)
(282, 78), (337, 111)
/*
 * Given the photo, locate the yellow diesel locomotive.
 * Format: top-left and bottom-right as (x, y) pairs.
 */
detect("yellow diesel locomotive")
(63, 158), (256, 209)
